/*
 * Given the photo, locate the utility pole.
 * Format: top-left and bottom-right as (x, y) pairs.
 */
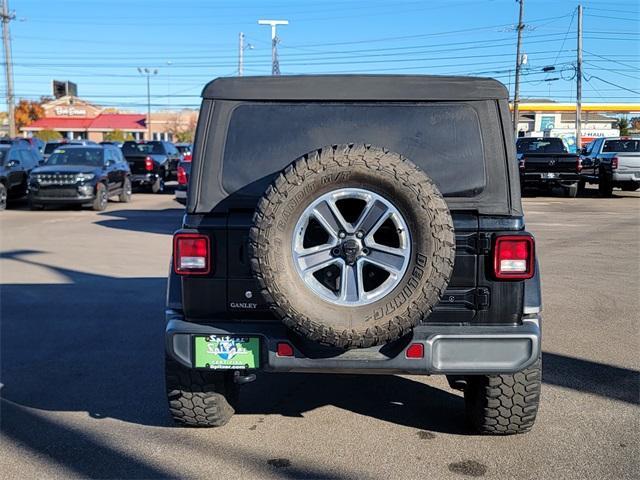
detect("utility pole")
(1, 0), (16, 137)
(238, 32), (254, 76)
(258, 20), (288, 75)
(137, 67), (157, 140)
(512, 0), (525, 139)
(576, 4), (583, 150)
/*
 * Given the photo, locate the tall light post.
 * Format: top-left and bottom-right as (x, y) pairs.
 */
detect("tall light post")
(258, 19), (288, 75)
(238, 32), (254, 76)
(138, 67), (157, 140)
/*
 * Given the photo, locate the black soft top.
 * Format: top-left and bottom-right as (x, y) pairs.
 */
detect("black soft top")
(202, 75), (508, 101)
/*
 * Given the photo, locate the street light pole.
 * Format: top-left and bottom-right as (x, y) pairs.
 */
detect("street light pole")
(258, 20), (288, 75)
(138, 67), (157, 140)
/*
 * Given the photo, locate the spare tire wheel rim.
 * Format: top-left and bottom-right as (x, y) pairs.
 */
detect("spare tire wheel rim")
(292, 188), (411, 306)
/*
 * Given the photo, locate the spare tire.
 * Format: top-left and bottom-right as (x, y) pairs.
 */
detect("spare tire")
(249, 144), (455, 348)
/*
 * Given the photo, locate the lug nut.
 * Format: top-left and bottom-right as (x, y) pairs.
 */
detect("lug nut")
(362, 248), (370, 255)
(338, 231), (346, 239)
(332, 247), (341, 256)
(356, 231), (364, 239)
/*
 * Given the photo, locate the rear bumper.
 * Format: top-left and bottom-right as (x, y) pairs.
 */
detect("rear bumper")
(613, 172), (640, 182)
(165, 313), (541, 375)
(521, 172), (580, 185)
(131, 173), (159, 185)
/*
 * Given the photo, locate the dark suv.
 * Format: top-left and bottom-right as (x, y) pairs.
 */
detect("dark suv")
(164, 76), (542, 434)
(28, 144), (132, 211)
(0, 142), (42, 210)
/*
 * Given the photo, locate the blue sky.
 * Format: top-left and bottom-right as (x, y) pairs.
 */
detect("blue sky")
(2, 0), (638, 112)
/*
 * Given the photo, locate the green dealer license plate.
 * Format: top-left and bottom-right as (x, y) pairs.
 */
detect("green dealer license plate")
(194, 335), (260, 370)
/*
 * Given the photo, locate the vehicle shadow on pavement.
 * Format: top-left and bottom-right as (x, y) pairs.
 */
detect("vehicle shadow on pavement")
(95, 208), (184, 235)
(542, 352), (639, 405)
(0, 398), (178, 479)
(1, 250), (638, 439)
(238, 372), (469, 434)
(1, 398), (356, 480)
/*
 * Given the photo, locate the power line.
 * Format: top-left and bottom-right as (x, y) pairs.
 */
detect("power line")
(583, 61), (640, 81)
(584, 72), (640, 95)
(552, 7), (577, 66)
(583, 50), (640, 71)
(584, 14), (640, 22)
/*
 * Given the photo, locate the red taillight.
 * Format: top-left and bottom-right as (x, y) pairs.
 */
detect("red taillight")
(177, 166), (187, 185)
(611, 157), (618, 170)
(493, 235), (535, 280)
(276, 342), (294, 357)
(406, 343), (424, 359)
(576, 157), (583, 172)
(145, 156), (154, 171)
(184, 152), (192, 162)
(173, 233), (211, 275)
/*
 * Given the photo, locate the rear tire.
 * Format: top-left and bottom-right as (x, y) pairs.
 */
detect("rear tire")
(599, 171), (613, 197)
(92, 183), (108, 211)
(151, 175), (165, 194)
(564, 183), (578, 198)
(0, 183), (7, 211)
(119, 177), (132, 202)
(621, 181), (640, 192)
(165, 355), (238, 427)
(464, 358), (541, 435)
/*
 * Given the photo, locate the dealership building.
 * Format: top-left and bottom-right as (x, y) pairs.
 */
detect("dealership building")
(22, 96), (150, 141)
(21, 94), (197, 142)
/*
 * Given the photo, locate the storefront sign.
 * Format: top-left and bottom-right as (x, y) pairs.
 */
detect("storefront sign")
(54, 106), (87, 116)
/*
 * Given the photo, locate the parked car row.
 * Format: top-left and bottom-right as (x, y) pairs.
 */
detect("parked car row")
(0, 139), (193, 211)
(516, 136), (640, 197)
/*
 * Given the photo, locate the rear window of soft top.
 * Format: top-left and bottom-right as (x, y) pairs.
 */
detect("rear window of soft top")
(221, 102), (486, 197)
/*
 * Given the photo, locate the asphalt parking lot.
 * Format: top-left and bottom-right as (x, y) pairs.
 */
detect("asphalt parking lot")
(1, 188), (638, 480)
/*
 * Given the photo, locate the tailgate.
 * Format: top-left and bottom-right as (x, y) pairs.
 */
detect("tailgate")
(125, 154), (152, 174)
(616, 153), (640, 173)
(182, 211), (524, 326)
(523, 154), (578, 173)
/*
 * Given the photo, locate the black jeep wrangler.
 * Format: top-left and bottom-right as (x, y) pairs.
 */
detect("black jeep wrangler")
(165, 75), (542, 435)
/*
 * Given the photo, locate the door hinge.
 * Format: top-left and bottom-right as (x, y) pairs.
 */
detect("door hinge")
(475, 287), (491, 310)
(476, 233), (492, 254)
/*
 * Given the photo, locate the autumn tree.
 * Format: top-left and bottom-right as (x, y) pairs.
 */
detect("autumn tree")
(34, 129), (62, 142)
(14, 98), (47, 130)
(103, 129), (133, 142)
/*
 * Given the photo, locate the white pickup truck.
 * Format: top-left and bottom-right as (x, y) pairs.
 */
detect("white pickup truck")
(580, 137), (640, 196)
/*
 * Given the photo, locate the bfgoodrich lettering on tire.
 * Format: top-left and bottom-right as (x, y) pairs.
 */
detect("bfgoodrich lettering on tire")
(249, 144), (455, 349)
